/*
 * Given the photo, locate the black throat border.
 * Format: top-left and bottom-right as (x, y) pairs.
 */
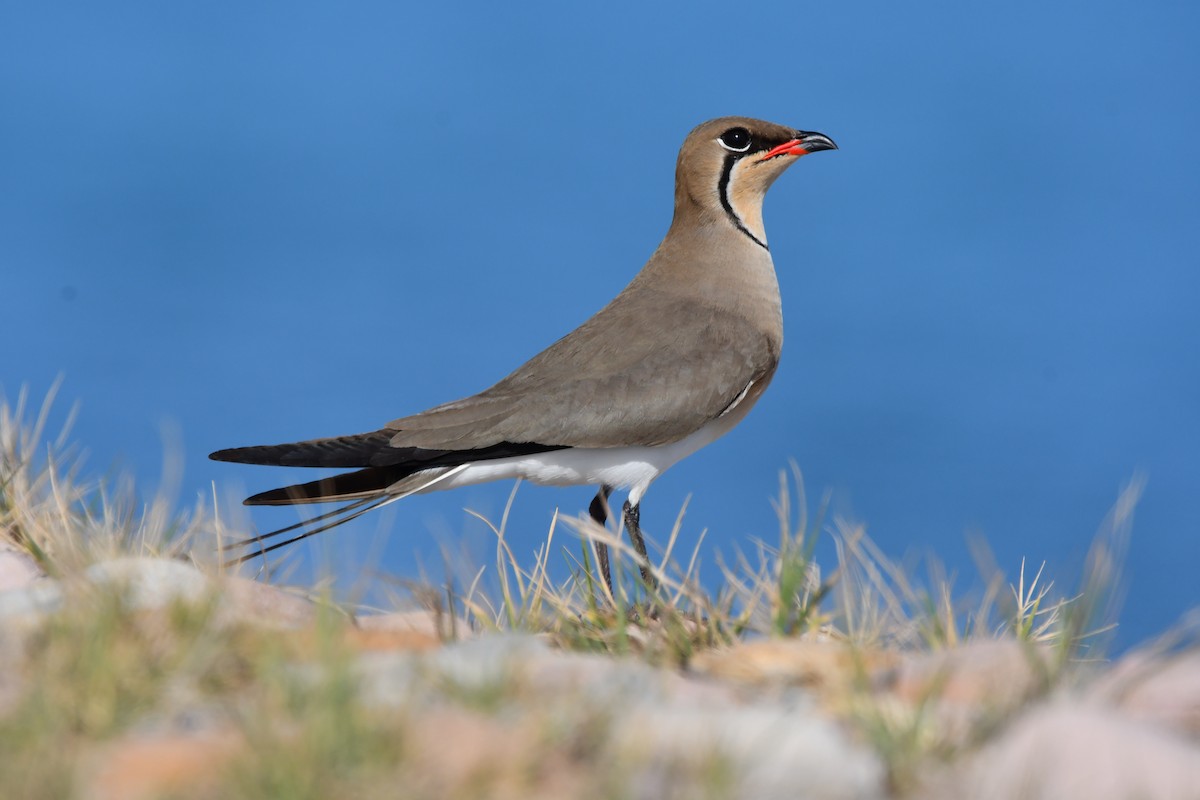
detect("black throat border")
(717, 154), (769, 251)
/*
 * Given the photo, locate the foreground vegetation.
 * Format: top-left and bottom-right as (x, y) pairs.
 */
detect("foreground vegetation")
(1, 384), (1187, 799)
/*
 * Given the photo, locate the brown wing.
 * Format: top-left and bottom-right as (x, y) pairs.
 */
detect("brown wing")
(386, 286), (780, 450)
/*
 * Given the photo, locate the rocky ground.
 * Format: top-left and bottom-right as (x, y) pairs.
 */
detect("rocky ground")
(2, 543), (1198, 800)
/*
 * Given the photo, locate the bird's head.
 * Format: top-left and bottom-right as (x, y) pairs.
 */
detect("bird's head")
(674, 116), (837, 249)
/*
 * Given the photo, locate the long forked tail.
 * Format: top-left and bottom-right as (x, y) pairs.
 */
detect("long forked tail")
(210, 428), (564, 564)
(211, 433), (561, 506)
(242, 465), (415, 505)
(220, 465), (466, 566)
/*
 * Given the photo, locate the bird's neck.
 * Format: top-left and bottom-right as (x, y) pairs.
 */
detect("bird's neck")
(644, 213), (784, 345)
(676, 165), (772, 250)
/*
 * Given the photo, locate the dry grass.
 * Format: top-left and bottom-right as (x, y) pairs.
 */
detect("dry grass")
(0, 385), (1151, 798)
(0, 380), (226, 573)
(450, 459), (1137, 673)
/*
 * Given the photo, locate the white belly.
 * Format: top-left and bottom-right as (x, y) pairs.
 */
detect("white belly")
(414, 414), (741, 506)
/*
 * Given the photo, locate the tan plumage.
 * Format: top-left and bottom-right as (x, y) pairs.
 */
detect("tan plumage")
(211, 116), (836, 566)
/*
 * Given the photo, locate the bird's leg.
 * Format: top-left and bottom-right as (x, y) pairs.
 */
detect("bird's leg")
(623, 500), (656, 589)
(589, 485), (614, 596)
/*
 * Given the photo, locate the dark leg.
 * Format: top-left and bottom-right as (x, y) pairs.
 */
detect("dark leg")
(589, 485), (614, 595)
(623, 500), (655, 588)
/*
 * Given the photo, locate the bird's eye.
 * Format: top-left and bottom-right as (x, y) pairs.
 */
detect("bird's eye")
(718, 127), (753, 153)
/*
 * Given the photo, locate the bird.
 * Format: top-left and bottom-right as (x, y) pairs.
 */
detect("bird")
(210, 116), (837, 593)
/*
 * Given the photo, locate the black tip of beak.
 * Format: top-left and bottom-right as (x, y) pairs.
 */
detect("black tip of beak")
(796, 130), (838, 153)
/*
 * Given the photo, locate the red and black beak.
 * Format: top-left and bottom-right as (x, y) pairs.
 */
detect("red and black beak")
(759, 131), (838, 161)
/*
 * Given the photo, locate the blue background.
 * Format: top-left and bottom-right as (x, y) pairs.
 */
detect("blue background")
(3, 2), (1196, 645)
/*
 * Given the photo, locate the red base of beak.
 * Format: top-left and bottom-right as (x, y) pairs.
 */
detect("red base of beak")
(759, 139), (809, 161)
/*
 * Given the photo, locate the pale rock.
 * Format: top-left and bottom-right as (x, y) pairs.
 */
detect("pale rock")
(401, 707), (592, 800)
(0, 542), (45, 592)
(924, 702), (1200, 800)
(79, 728), (244, 800)
(85, 557), (210, 609)
(353, 633), (546, 709)
(1090, 648), (1200, 737)
(355, 608), (472, 640)
(351, 633), (886, 800)
(616, 704), (886, 800)
(523, 646), (742, 708)
(691, 638), (896, 695)
(877, 639), (1055, 746)
(0, 578), (63, 621)
(423, 632), (553, 690)
(888, 638), (1051, 711)
(343, 625), (442, 653)
(0, 555), (326, 631)
(217, 575), (317, 629)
